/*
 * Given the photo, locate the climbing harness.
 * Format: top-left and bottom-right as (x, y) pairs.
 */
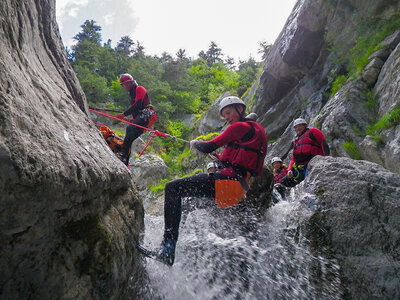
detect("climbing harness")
(89, 108), (189, 157)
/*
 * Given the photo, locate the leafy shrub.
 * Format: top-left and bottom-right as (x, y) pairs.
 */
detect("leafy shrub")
(330, 75), (347, 97)
(343, 141), (363, 160)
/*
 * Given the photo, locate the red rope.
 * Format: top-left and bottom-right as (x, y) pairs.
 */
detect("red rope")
(90, 107), (178, 157)
(89, 108), (169, 138)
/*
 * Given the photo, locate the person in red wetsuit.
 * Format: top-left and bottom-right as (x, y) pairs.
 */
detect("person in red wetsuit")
(156, 96), (268, 266)
(271, 157), (288, 200)
(281, 118), (330, 187)
(272, 157), (288, 185)
(115, 73), (156, 165)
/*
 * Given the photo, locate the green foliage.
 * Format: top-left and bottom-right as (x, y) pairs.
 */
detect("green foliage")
(149, 178), (170, 193)
(364, 89), (377, 111)
(373, 107), (400, 131)
(196, 132), (220, 141)
(348, 14), (400, 77)
(330, 75), (347, 97)
(182, 169), (203, 178)
(75, 65), (109, 103)
(343, 141), (362, 160)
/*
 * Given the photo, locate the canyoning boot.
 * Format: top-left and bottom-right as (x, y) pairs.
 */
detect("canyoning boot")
(156, 239), (176, 266)
(116, 151), (129, 166)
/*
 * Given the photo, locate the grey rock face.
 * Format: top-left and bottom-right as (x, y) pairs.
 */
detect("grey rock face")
(361, 57), (385, 86)
(130, 154), (169, 191)
(375, 37), (400, 116)
(0, 0), (144, 298)
(295, 156), (400, 299)
(197, 92), (229, 135)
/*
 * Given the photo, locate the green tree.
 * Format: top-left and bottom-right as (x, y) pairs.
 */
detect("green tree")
(73, 20), (102, 44)
(258, 40), (272, 60)
(116, 36), (134, 57)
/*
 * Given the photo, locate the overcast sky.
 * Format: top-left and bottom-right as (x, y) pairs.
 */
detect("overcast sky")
(56, 0), (297, 61)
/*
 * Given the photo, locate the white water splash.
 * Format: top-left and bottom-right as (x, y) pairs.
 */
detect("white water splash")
(135, 194), (342, 300)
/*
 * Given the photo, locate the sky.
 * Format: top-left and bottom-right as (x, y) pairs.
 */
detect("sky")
(56, 0), (297, 62)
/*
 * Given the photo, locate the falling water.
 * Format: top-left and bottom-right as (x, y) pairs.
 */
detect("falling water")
(132, 191), (342, 299)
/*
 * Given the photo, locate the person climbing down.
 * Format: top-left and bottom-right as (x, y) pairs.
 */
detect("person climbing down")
(156, 96), (268, 266)
(271, 157), (288, 201)
(281, 118), (330, 187)
(115, 73), (156, 165)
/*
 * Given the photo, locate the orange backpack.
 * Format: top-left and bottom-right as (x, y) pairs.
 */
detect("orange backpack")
(98, 125), (125, 153)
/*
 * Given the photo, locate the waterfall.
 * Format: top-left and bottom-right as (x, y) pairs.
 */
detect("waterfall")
(132, 191), (342, 299)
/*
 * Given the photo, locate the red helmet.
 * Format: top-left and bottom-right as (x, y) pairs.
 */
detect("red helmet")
(119, 73), (134, 85)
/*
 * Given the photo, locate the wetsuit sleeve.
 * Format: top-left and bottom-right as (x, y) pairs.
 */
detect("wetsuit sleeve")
(194, 122), (252, 153)
(123, 86), (147, 116)
(310, 128), (329, 155)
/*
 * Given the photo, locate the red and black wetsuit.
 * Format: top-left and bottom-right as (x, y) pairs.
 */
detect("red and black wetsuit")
(288, 128), (329, 171)
(163, 119), (267, 242)
(281, 127), (329, 188)
(274, 167), (288, 184)
(121, 85), (155, 156)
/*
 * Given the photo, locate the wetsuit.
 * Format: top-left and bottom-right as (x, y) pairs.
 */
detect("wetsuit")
(121, 85), (155, 157)
(281, 127), (329, 187)
(273, 166), (288, 184)
(163, 119), (267, 242)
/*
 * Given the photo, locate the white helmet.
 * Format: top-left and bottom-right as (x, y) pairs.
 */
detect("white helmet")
(219, 96), (246, 115)
(207, 162), (215, 170)
(271, 157), (282, 164)
(293, 118), (307, 127)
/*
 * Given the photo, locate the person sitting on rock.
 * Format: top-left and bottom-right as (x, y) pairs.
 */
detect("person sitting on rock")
(157, 96), (268, 266)
(281, 118), (330, 187)
(115, 73), (156, 165)
(271, 157), (288, 200)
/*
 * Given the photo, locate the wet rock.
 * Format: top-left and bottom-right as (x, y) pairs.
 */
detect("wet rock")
(297, 156), (400, 299)
(0, 1), (144, 298)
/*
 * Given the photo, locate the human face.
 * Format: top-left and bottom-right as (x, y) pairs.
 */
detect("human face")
(272, 162), (282, 170)
(221, 106), (243, 124)
(121, 81), (133, 91)
(294, 124), (307, 136)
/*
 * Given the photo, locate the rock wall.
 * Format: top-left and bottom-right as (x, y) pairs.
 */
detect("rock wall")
(0, 0), (144, 298)
(247, 0), (400, 174)
(293, 156), (400, 299)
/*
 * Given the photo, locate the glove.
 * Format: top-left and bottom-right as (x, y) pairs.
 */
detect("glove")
(116, 113), (125, 120)
(190, 139), (200, 151)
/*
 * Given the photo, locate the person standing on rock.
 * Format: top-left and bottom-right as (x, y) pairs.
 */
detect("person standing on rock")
(150, 96), (268, 266)
(281, 118), (329, 187)
(115, 73), (156, 165)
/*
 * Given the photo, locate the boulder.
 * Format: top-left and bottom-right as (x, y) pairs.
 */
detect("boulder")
(0, 1), (144, 298)
(294, 156), (400, 299)
(129, 154), (169, 191)
(361, 57), (385, 86)
(197, 92), (229, 135)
